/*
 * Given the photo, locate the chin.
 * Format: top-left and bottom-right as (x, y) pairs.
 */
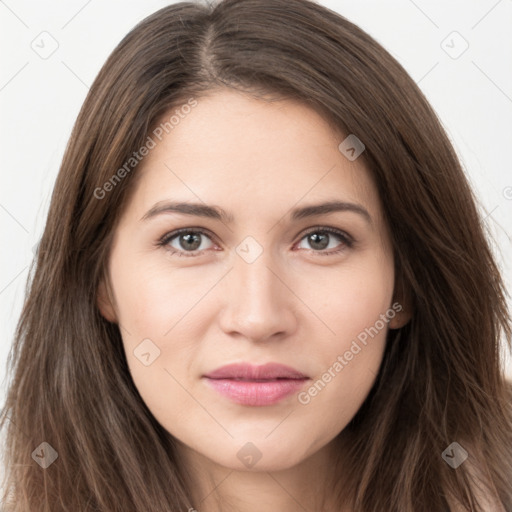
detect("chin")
(207, 437), (311, 473)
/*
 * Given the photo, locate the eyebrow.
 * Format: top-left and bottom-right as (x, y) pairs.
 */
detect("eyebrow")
(140, 200), (372, 225)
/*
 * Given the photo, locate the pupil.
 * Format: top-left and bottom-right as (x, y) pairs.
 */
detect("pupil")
(181, 233), (201, 251)
(310, 232), (328, 250)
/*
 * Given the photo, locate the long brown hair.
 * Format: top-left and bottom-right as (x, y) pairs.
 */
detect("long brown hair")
(1, 0), (511, 510)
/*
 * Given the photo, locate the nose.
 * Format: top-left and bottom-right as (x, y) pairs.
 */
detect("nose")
(217, 248), (297, 343)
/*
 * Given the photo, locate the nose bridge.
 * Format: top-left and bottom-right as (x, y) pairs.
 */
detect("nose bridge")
(236, 249), (279, 302)
(218, 240), (294, 340)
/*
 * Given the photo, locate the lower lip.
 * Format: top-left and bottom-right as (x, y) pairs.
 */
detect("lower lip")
(204, 378), (309, 406)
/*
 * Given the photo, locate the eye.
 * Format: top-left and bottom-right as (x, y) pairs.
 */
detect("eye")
(295, 227), (353, 256)
(157, 228), (216, 257)
(157, 226), (354, 258)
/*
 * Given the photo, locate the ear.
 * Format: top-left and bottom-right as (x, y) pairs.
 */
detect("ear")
(97, 278), (117, 323)
(389, 271), (412, 329)
(388, 304), (411, 329)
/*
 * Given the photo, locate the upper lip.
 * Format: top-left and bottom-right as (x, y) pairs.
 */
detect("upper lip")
(203, 363), (308, 380)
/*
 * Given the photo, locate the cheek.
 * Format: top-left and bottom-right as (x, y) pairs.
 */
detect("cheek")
(296, 253), (395, 345)
(112, 264), (198, 427)
(295, 303), (391, 440)
(293, 253), (394, 416)
(108, 256), (210, 403)
(109, 253), (197, 336)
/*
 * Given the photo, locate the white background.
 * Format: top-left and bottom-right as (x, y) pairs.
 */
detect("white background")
(1, 0), (511, 416)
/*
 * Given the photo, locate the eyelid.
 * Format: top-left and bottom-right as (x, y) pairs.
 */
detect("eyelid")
(299, 225), (353, 244)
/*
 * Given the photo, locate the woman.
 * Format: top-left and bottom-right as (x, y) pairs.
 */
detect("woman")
(1, 0), (511, 510)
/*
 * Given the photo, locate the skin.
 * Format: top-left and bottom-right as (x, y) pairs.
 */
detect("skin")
(97, 89), (410, 512)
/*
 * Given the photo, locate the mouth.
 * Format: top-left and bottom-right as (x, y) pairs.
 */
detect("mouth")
(202, 363), (310, 406)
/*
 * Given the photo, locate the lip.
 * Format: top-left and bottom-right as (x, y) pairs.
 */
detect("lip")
(203, 362), (308, 380)
(202, 363), (310, 406)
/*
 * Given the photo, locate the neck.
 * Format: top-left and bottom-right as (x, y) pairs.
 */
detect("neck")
(175, 435), (352, 512)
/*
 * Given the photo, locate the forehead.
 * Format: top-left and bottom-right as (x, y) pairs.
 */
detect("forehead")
(125, 89), (382, 224)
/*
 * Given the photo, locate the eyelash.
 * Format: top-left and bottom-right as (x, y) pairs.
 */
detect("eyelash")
(156, 226), (354, 258)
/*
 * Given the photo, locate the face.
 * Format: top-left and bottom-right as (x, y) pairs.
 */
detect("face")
(98, 89), (407, 474)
